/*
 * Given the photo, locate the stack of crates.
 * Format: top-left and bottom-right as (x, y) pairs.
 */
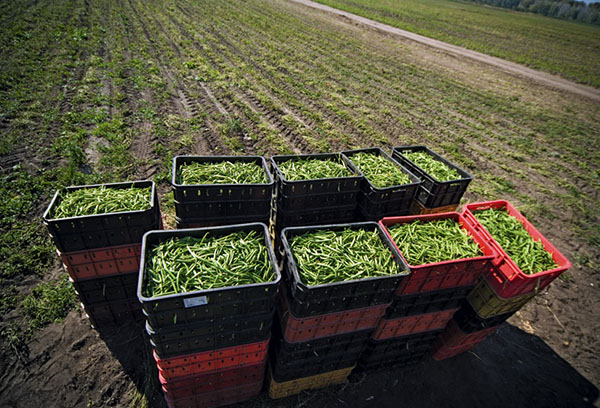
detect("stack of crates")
(171, 156), (274, 229)
(360, 212), (496, 369)
(137, 224), (280, 408)
(432, 200), (571, 360)
(392, 146), (473, 215)
(268, 222), (410, 398)
(342, 148), (421, 221)
(43, 181), (160, 328)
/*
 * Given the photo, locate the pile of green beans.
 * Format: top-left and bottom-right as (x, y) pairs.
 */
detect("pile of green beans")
(289, 228), (399, 286)
(277, 157), (353, 181)
(177, 161), (268, 185)
(52, 186), (152, 219)
(474, 208), (558, 275)
(402, 151), (461, 182)
(387, 219), (482, 265)
(350, 152), (411, 188)
(143, 230), (274, 297)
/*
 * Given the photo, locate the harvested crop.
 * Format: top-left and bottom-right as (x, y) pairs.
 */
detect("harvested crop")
(474, 208), (558, 274)
(177, 161), (268, 185)
(143, 230), (274, 297)
(402, 151), (461, 182)
(349, 152), (411, 188)
(387, 219), (482, 265)
(277, 157), (353, 181)
(51, 186), (152, 218)
(289, 228), (399, 285)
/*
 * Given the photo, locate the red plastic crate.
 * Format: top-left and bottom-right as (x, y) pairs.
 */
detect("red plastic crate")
(436, 319), (498, 349)
(371, 308), (458, 340)
(160, 358), (266, 399)
(278, 289), (388, 342)
(59, 243), (142, 280)
(379, 213), (496, 295)
(462, 200), (571, 298)
(431, 341), (477, 361)
(154, 339), (269, 380)
(164, 380), (262, 408)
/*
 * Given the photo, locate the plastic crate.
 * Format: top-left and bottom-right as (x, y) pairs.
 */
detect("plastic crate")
(268, 363), (353, 399)
(83, 298), (143, 328)
(372, 308), (458, 340)
(175, 214), (270, 229)
(435, 319), (498, 349)
(385, 285), (473, 318)
(155, 339), (269, 380)
(270, 350), (359, 382)
(277, 285), (388, 342)
(359, 352), (426, 371)
(163, 380), (262, 408)
(138, 223), (281, 330)
(274, 190), (358, 211)
(59, 243), (141, 281)
(281, 222), (410, 317)
(392, 146), (472, 208)
(462, 200), (571, 298)
(171, 155), (274, 203)
(411, 200), (458, 215)
(360, 330), (440, 367)
(147, 309), (274, 358)
(453, 300), (514, 333)
(160, 358), (266, 398)
(72, 272), (138, 305)
(43, 181), (160, 253)
(430, 340), (479, 361)
(356, 194), (413, 221)
(271, 205), (357, 229)
(174, 198), (270, 220)
(380, 213), (496, 295)
(466, 277), (535, 318)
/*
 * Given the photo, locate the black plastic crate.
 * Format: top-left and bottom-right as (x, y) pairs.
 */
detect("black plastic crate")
(271, 153), (362, 197)
(358, 351), (427, 371)
(386, 286), (474, 318)
(138, 223), (281, 330)
(84, 298), (144, 328)
(392, 146), (472, 208)
(269, 347), (359, 382)
(171, 155), (274, 203)
(72, 272), (138, 305)
(453, 300), (515, 333)
(272, 205), (357, 229)
(356, 194), (413, 221)
(43, 181), (160, 253)
(174, 198), (271, 220)
(148, 309), (274, 358)
(280, 222), (409, 317)
(359, 330), (440, 369)
(175, 214), (270, 229)
(273, 190), (357, 211)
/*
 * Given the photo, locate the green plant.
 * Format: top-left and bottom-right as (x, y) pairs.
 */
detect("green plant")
(22, 275), (77, 329)
(177, 161), (268, 185)
(277, 157), (353, 181)
(349, 152), (411, 188)
(51, 186), (152, 218)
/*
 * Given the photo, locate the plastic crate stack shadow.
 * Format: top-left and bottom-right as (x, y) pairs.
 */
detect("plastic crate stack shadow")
(171, 156), (274, 229)
(361, 212), (496, 369)
(392, 146), (472, 215)
(431, 200), (571, 360)
(341, 148), (421, 221)
(43, 181), (161, 328)
(269, 222), (410, 398)
(137, 224), (281, 408)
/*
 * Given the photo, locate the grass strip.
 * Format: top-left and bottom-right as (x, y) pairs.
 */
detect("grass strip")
(277, 157), (353, 181)
(51, 186), (152, 218)
(403, 151), (461, 182)
(350, 152), (411, 188)
(177, 161), (268, 185)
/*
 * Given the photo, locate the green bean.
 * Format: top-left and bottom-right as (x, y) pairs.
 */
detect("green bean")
(177, 161), (268, 185)
(143, 230), (274, 297)
(387, 219), (482, 265)
(289, 228), (400, 285)
(349, 152), (411, 188)
(474, 208), (558, 275)
(277, 157), (353, 181)
(51, 186), (152, 218)
(402, 151), (461, 182)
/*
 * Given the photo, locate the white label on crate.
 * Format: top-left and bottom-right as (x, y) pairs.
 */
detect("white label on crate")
(183, 296), (208, 308)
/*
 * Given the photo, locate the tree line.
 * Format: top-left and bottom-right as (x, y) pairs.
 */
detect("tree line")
(467, 0), (600, 24)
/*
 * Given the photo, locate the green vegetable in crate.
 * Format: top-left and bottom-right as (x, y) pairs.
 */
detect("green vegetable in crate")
(143, 230), (274, 297)
(277, 157), (353, 181)
(350, 152), (411, 188)
(403, 151), (461, 182)
(387, 219), (481, 265)
(51, 186), (152, 218)
(177, 161), (268, 185)
(474, 208), (558, 275)
(289, 228), (399, 285)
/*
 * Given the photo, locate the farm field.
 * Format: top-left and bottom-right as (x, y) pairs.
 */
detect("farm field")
(312, 0), (600, 87)
(0, 0), (599, 407)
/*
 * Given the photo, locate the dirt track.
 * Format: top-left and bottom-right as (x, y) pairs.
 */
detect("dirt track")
(292, 0), (600, 102)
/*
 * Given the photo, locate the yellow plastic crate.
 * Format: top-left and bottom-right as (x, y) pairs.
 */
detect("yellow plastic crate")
(411, 200), (458, 215)
(268, 364), (354, 399)
(467, 277), (535, 318)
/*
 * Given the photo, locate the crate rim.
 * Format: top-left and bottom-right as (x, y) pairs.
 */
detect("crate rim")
(42, 180), (156, 223)
(270, 152), (362, 184)
(280, 221), (410, 290)
(392, 145), (473, 184)
(341, 147), (421, 193)
(379, 212), (497, 270)
(137, 222), (281, 304)
(170, 155), (274, 188)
